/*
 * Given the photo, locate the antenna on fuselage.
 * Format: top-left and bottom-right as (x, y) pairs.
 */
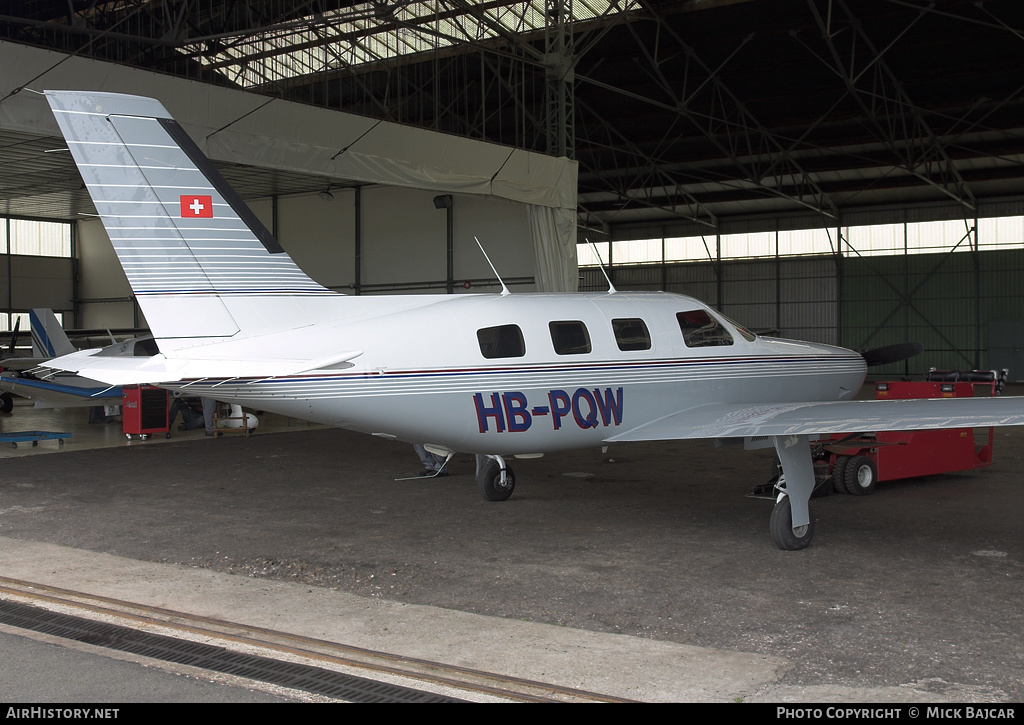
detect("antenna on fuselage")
(587, 238), (617, 294)
(474, 236), (511, 296)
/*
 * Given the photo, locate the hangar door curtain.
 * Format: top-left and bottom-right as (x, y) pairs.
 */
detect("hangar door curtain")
(205, 105), (580, 292)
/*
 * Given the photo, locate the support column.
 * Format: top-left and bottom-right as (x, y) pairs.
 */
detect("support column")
(545, 0), (575, 160)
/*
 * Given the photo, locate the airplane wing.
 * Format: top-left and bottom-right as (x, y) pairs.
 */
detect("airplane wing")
(605, 397), (1024, 442)
(43, 348), (364, 385)
(0, 374), (123, 409)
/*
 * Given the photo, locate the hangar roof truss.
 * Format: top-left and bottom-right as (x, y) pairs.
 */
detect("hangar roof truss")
(2, 0), (1024, 237)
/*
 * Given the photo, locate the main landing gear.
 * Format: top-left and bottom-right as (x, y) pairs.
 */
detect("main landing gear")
(476, 455), (516, 501)
(769, 480), (815, 550)
(769, 434), (818, 551)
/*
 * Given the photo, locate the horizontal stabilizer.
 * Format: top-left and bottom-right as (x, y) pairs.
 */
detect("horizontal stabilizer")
(606, 397), (1024, 442)
(45, 348), (363, 386)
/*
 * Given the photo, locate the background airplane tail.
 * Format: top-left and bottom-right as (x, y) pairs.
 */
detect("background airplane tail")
(29, 309), (76, 358)
(44, 90), (337, 353)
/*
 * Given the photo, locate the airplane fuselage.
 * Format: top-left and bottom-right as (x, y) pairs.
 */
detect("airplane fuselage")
(167, 291), (868, 455)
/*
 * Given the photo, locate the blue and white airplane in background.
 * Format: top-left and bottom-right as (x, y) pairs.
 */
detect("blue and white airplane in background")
(0, 308), (128, 411)
(37, 90), (1024, 549)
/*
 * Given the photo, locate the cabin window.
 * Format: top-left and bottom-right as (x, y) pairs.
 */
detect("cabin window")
(477, 324), (526, 359)
(677, 310), (734, 347)
(549, 321), (592, 355)
(612, 318), (651, 351)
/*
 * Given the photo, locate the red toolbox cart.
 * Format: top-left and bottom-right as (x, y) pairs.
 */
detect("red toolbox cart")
(122, 385), (170, 440)
(823, 370), (1006, 495)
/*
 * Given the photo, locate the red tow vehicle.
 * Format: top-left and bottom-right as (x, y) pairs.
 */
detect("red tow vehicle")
(821, 370), (1007, 495)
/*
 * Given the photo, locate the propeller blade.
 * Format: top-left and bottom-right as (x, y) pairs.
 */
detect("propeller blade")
(7, 317), (20, 355)
(861, 342), (923, 367)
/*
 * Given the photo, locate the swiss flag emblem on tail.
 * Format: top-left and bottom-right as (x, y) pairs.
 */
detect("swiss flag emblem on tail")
(180, 195), (213, 218)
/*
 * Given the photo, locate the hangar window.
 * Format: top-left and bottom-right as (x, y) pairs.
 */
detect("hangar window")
(549, 321), (591, 355)
(477, 324), (525, 359)
(4, 218), (72, 257)
(677, 310), (734, 347)
(612, 318), (651, 351)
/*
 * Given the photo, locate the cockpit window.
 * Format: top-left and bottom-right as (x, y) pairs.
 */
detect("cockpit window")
(612, 318), (652, 351)
(677, 310), (734, 347)
(477, 324), (526, 359)
(549, 321), (592, 355)
(720, 313), (757, 342)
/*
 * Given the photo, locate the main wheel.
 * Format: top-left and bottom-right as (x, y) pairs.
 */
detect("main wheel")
(477, 458), (516, 501)
(0, 392), (13, 414)
(769, 496), (814, 550)
(843, 455), (877, 496)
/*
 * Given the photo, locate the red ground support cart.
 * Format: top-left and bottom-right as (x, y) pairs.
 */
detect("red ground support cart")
(822, 370), (1006, 495)
(122, 385), (170, 440)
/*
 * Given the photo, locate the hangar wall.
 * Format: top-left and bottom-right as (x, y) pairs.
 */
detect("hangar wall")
(77, 186), (534, 328)
(76, 220), (134, 329)
(0, 254), (74, 315)
(253, 186), (534, 294)
(0, 218), (75, 327)
(842, 250), (1024, 375)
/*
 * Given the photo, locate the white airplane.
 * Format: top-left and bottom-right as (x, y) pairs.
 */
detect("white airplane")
(38, 89), (1024, 549)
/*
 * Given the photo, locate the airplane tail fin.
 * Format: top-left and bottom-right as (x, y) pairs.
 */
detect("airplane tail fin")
(44, 91), (337, 353)
(30, 309), (76, 358)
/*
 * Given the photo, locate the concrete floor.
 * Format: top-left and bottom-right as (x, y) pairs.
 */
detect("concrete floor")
(0, 396), (1022, 703)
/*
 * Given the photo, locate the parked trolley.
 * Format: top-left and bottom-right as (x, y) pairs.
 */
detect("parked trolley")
(122, 385), (170, 440)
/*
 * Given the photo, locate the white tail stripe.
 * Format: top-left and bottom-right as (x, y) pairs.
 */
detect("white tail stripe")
(78, 164), (206, 171)
(68, 140), (179, 149)
(89, 184), (217, 190)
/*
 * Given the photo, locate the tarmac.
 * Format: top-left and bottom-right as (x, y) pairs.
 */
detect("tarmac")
(0, 400), (1022, 703)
